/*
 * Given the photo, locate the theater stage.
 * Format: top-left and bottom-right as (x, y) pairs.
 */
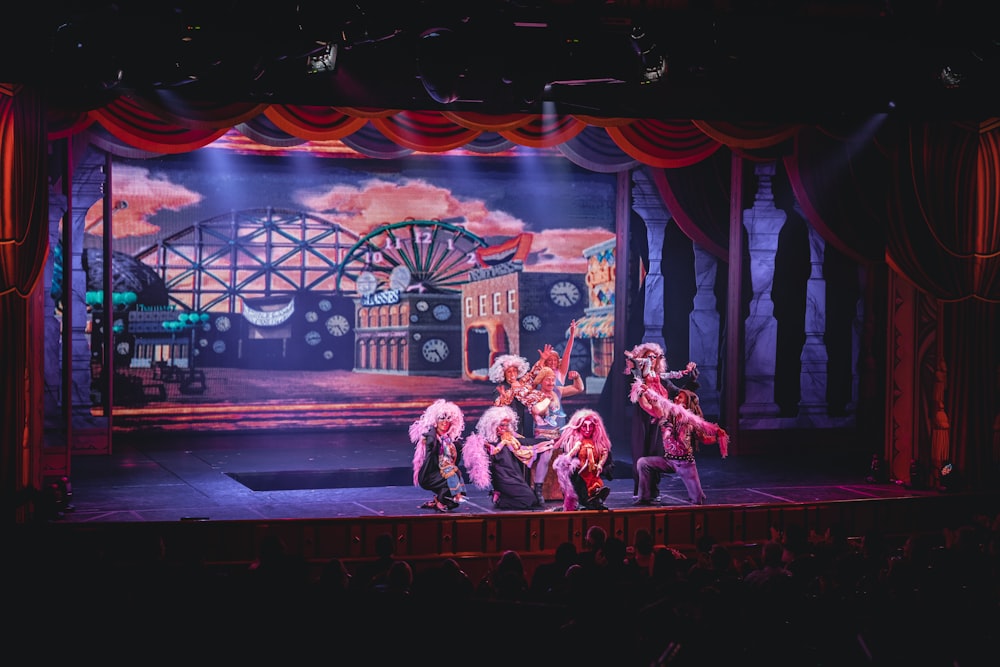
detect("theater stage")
(56, 428), (930, 525)
(24, 427), (1000, 594)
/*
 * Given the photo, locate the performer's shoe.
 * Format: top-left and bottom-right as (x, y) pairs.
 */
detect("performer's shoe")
(440, 497), (460, 511)
(419, 499), (438, 510)
(596, 487), (611, 502)
(633, 498), (658, 506)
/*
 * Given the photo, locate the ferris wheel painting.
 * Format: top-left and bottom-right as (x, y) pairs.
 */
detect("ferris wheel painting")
(337, 218), (488, 295)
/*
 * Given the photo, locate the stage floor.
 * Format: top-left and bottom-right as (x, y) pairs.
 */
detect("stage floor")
(52, 428), (936, 524)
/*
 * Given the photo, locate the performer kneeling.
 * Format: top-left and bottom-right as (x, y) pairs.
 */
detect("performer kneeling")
(410, 399), (468, 512)
(553, 408), (613, 511)
(462, 405), (555, 511)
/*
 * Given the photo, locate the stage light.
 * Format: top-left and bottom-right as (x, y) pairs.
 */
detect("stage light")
(306, 42), (338, 74)
(939, 65), (963, 88)
(629, 25), (666, 84)
(417, 27), (468, 104)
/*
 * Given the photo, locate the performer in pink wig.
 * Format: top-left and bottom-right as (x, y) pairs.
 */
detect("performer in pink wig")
(553, 408), (613, 511)
(410, 399), (467, 512)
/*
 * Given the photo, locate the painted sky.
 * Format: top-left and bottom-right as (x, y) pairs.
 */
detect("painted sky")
(92, 135), (617, 274)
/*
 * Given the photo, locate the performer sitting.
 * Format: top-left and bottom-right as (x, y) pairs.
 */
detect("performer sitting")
(553, 408), (613, 511)
(462, 405), (554, 511)
(631, 386), (729, 506)
(410, 399), (468, 512)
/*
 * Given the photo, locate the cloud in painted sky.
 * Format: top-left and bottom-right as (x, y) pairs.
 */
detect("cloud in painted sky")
(294, 177), (610, 273)
(530, 227), (611, 273)
(92, 165), (204, 238)
(294, 177), (527, 238)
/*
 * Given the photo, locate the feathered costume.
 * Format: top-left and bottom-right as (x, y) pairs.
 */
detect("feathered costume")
(462, 405), (543, 510)
(630, 380), (729, 505)
(552, 408), (613, 511)
(410, 399), (467, 511)
(628, 381), (729, 458)
(625, 341), (701, 496)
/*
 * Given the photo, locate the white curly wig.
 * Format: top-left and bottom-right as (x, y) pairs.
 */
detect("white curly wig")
(623, 341), (667, 377)
(475, 405), (519, 443)
(488, 354), (529, 383)
(410, 399), (466, 485)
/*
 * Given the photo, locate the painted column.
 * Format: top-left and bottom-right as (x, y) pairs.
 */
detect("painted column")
(798, 222), (829, 417)
(740, 162), (782, 420)
(631, 168), (668, 350)
(691, 245), (721, 418)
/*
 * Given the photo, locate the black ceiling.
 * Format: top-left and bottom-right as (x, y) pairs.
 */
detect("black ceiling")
(8, 1), (1000, 121)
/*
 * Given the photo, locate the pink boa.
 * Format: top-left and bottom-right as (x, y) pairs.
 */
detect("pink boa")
(553, 452), (580, 511)
(461, 433), (493, 489)
(630, 378), (729, 459)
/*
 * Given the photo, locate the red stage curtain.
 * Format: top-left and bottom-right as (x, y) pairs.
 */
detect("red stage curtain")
(0, 85), (48, 519)
(87, 96), (231, 154)
(371, 111), (483, 152)
(886, 120), (1000, 488)
(0, 86), (48, 297)
(607, 119), (721, 168)
(784, 122), (891, 265)
(649, 150), (732, 261)
(498, 114), (587, 148)
(692, 120), (800, 151)
(263, 105), (368, 141)
(888, 121), (1000, 303)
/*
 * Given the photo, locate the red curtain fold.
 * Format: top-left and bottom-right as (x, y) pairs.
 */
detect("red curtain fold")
(441, 111), (534, 132)
(128, 94), (269, 130)
(607, 119), (721, 168)
(691, 120), (801, 150)
(88, 96), (231, 154)
(649, 151), (732, 261)
(887, 121), (1000, 303)
(46, 108), (97, 140)
(264, 105), (368, 141)
(371, 111), (483, 152)
(498, 114), (587, 148)
(784, 123), (891, 265)
(943, 299), (998, 489)
(0, 87), (48, 297)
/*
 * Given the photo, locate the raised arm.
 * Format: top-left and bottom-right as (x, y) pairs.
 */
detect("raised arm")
(557, 320), (577, 382)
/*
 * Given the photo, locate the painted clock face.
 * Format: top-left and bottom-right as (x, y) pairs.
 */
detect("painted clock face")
(549, 280), (581, 307)
(522, 314), (542, 331)
(116, 341), (130, 356)
(389, 265), (412, 291)
(415, 300), (429, 312)
(326, 314), (350, 336)
(215, 315), (231, 332)
(318, 299), (332, 312)
(422, 338), (449, 363)
(305, 311), (319, 323)
(305, 330), (322, 345)
(357, 271), (378, 296)
(432, 304), (452, 321)
(212, 340), (226, 354)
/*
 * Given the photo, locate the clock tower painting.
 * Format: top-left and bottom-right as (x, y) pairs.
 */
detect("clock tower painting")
(461, 234), (587, 382)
